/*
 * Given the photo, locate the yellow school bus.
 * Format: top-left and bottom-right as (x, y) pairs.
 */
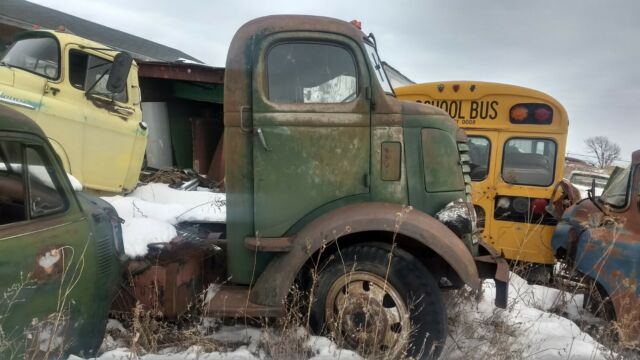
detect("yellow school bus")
(397, 81), (568, 272)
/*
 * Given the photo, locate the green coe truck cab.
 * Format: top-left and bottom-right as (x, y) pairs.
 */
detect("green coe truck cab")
(176, 15), (510, 360)
(0, 106), (125, 358)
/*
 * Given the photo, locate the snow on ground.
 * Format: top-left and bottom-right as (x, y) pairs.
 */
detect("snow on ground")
(72, 325), (362, 360)
(101, 183), (226, 258)
(442, 274), (613, 360)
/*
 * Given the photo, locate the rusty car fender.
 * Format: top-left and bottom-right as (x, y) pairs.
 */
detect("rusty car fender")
(248, 202), (481, 307)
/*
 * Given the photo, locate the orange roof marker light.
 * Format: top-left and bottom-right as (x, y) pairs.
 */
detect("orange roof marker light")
(56, 25), (66, 32)
(350, 20), (362, 30)
(32, 24), (41, 30)
(510, 105), (528, 122)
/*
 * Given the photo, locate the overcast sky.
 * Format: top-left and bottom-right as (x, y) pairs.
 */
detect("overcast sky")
(29, 0), (639, 162)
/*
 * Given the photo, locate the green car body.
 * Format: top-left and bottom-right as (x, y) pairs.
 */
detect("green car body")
(0, 106), (125, 358)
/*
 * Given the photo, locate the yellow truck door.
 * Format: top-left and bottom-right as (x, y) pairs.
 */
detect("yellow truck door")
(63, 46), (146, 193)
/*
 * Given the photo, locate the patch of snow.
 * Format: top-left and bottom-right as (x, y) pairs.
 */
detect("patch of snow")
(119, 217), (177, 257)
(74, 347), (257, 359)
(435, 199), (470, 223)
(105, 319), (127, 334)
(443, 274), (614, 359)
(130, 183), (226, 223)
(102, 196), (186, 225)
(101, 183), (226, 257)
(307, 336), (362, 359)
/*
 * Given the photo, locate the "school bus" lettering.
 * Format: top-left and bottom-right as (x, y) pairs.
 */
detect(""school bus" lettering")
(416, 99), (498, 124)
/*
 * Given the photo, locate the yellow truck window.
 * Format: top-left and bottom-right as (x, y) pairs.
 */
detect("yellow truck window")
(266, 43), (357, 103)
(502, 138), (556, 186)
(68, 49), (128, 102)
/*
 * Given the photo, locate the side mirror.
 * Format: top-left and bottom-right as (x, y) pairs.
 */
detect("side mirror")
(106, 52), (133, 94)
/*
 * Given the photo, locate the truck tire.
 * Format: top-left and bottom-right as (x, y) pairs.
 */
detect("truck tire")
(310, 243), (447, 359)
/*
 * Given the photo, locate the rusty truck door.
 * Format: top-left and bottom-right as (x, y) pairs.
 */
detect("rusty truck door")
(0, 136), (91, 356)
(251, 34), (372, 237)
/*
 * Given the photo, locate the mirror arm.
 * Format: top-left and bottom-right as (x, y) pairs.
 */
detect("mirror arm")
(85, 67), (111, 95)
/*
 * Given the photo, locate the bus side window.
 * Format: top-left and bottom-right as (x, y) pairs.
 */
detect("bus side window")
(468, 136), (491, 181)
(502, 138), (556, 186)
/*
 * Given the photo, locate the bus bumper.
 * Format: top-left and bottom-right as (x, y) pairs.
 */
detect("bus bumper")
(474, 240), (509, 309)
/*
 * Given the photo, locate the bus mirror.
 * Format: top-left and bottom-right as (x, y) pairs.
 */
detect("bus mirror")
(106, 52), (133, 94)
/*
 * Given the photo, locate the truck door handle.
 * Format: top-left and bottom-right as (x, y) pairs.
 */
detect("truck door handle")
(257, 128), (271, 151)
(112, 105), (135, 117)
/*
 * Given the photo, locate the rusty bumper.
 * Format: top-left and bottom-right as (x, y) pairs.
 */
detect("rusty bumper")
(474, 240), (510, 309)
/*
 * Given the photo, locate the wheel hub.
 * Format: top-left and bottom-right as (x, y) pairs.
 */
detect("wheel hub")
(325, 271), (410, 358)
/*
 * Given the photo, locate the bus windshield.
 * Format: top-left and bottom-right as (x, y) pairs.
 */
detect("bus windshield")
(600, 166), (631, 208)
(1, 36), (60, 79)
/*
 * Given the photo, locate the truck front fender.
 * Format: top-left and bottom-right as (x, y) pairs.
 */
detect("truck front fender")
(249, 202), (481, 306)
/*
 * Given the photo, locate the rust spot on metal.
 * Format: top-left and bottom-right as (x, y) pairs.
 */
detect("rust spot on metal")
(112, 237), (221, 319)
(33, 246), (68, 282)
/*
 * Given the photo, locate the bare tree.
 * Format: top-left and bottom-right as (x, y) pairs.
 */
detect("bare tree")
(584, 136), (621, 168)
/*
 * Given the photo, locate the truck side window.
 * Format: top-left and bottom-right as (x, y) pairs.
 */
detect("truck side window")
(68, 49), (128, 103)
(502, 138), (556, 186)
(25, 146), (67, 218)
(267, 43), (357, 104)
(0, 141), (26, 225)
(467, 136), (491, 181)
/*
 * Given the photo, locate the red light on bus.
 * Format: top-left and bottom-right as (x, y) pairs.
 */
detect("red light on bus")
(453, 84), (460, 92)
(534, 107), (552, 123)
(350, 20), (362, 30)
(530, 198), (548, 215)
(510, 106), (528, 122)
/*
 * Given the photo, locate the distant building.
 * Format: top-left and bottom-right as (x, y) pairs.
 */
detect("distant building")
(0, 0), (201, 62)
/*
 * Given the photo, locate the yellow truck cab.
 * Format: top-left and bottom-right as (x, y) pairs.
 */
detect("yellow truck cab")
(397, 81), (569, 280)
(0, 29), (147, 193)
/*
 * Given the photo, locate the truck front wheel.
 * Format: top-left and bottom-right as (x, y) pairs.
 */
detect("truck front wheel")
(310, 243), (447, 359)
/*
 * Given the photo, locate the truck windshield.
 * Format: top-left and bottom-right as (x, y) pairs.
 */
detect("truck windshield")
(364, 42), (394, 95)
(600, 166), (631, 208)
(1, 36), (60, 79)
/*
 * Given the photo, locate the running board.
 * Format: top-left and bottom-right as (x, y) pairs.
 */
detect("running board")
(205, 286), (284, 317)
